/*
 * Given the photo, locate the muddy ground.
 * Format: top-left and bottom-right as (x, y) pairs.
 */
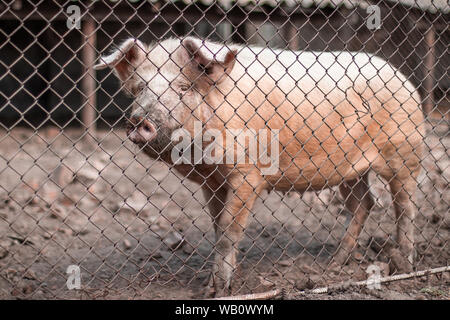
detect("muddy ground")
(0, 122), (448, 300)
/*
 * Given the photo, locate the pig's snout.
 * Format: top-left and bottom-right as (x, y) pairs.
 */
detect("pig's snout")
(127, 117), (157, 144)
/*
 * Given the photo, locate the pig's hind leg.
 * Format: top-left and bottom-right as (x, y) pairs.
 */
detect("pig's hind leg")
(333, 173), (374, 265)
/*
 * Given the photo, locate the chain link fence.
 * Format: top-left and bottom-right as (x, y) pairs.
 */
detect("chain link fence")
(0, 0), (448, 299)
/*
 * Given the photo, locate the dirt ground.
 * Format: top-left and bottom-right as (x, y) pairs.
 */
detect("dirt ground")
(0, 122), (448, 300)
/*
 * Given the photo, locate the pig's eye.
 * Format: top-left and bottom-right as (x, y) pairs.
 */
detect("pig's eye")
(179, 84), (190, 92)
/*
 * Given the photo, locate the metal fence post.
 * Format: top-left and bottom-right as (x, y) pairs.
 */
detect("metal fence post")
(81, 15), (97, 144)
(423, 24), (435, 118)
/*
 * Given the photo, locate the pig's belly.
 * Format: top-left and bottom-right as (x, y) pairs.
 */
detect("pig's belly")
(265, 148), (373, 192)
(263, 108), (377, 191)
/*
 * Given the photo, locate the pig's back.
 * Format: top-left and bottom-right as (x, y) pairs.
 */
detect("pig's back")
(230, 45), (420, 120)
(234, 46), (407, 95)
(236, 46), (376, 82)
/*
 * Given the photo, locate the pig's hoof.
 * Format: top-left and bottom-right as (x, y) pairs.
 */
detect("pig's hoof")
(388, 248), (414, 274)
(200, 273), (216, 298)
(331, 251), (351, 266)
(201, 272), (231, 298)
(213, 285), (231, 298)
(202, 285), (217, 299)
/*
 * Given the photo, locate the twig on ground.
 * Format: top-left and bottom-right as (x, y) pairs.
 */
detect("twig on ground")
(213, 265), (450, 300)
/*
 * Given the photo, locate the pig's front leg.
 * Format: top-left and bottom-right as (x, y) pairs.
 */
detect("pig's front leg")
(208, 173), (265, 297)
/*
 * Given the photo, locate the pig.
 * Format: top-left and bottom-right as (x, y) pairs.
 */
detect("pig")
(94, 37), (425, 296)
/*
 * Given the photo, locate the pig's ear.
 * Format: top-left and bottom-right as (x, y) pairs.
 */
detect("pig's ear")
(181, 38), (236, 84)
(94, 38), (146, 81)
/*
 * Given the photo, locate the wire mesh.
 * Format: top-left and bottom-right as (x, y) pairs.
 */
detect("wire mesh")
(0, 0), (448, 299)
